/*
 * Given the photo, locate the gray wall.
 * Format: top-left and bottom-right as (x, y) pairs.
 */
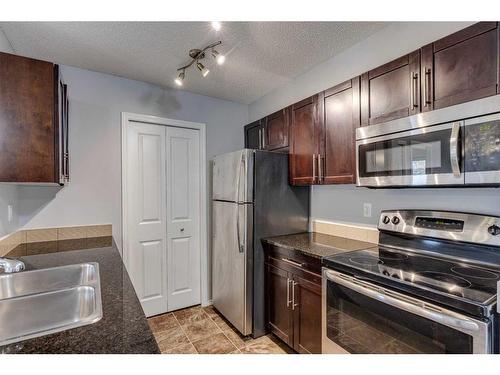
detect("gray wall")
(15, 65), (248, 249)
(312, 185), (500, 226)
(247, 21), (500, 227)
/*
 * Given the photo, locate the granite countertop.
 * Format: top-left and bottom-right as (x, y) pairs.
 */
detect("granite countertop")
(262, 232), (377, 259)
(0, 241), (159, 354)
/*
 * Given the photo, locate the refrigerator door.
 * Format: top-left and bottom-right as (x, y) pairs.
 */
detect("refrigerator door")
(212, 200), (253, 335)
(213, 149), (253, 203)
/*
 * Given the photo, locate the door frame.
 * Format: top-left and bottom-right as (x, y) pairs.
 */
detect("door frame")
(121, 112), (209, 307)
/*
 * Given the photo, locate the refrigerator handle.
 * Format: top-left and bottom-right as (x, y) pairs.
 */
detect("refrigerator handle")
(236, 153), (245, 253)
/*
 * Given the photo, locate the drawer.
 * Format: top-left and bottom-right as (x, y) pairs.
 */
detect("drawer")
(263, 243), (322, 282)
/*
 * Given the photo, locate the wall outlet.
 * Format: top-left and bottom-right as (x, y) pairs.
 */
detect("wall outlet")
(363, 203), (372, 218)
(7, 205), (13, 223)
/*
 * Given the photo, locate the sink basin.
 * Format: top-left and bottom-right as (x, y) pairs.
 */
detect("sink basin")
(0, 263), (102, 346)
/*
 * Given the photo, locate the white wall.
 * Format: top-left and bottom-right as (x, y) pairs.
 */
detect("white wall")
(248, 21), (500, 227)
(16, 66), (248, 249)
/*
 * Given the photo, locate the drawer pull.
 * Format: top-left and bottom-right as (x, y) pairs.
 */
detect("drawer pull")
(281, 258), (304, 268)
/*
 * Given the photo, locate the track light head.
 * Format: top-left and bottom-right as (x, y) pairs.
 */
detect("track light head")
(211, 49), (226, 65)
(174, 70), (185, 86)
(197, 62), (210, 77)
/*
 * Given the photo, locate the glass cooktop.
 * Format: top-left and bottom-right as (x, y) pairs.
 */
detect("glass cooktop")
(324, 246), (500, 306)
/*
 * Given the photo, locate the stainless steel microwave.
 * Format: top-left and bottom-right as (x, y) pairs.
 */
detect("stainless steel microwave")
(356, 95), (500, 187)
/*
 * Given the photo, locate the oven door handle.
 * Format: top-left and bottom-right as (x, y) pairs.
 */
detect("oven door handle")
(450, 121), (461, 177)
(325, 270), (487, 337)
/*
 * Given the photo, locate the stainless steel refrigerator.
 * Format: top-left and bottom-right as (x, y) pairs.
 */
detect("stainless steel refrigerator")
(212, 149), (309, 337)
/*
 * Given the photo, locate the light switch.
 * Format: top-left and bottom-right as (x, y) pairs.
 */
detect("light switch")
(363, 203), (372, 218)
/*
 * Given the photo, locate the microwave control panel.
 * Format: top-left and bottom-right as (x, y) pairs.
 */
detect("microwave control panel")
(465, 120), (500, 172)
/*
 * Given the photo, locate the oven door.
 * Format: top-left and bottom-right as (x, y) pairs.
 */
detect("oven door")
(322, 269), (491, 354)
(356, 122), (464, 187)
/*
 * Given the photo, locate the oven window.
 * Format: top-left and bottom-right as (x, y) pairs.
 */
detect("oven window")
(326, 280), (474, 354)
(359, 128), (457, 178)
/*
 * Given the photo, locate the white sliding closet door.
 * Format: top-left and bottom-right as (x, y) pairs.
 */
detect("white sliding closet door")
(125, 121), (201, 316)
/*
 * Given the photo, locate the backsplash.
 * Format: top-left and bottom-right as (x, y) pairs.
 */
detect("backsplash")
(0, 224), (112, 257)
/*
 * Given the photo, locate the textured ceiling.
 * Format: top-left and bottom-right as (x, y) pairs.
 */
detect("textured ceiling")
(0, 22), (389, 104)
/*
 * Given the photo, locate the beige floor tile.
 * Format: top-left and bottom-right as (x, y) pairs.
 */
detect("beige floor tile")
(155, 326), (190, 352)
(192, 332), (237, 354)
(173, 305), (208, 325)
(163, 343), (198, 354)
(202, 305), (220, 319)
(223, 328), (254, 349)
(148, 313), (179, 333)
(182, 317), (221, 342)
(240, 336), (287, 354)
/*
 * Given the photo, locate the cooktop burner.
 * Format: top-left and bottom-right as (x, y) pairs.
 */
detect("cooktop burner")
(451, 266), (500, 280)
(349, 256), (383, 266)
(323, 246), (500, 307)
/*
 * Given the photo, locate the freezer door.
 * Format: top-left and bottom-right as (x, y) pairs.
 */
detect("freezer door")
(212, 200), (253, 335)
(212, 149), (253, 203)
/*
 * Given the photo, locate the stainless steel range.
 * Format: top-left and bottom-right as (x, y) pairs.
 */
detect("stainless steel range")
(322, 210), (500, 354)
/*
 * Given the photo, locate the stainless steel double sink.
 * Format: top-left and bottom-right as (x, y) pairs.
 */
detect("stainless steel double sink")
(0, 263), (103, 346)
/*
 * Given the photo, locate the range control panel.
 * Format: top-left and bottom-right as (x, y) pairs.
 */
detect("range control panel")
(465, 119), (500, 172)
(377, 210), (500, 247)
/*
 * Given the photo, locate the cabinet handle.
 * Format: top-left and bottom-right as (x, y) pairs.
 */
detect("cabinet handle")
(312, 154), (317, 183)
(411, 72), (419, 109)
(318, 154), (323, 183)
(292, 281), (299, 310)
(286, 278), (292, 308)
(281, 258), (304, 268)
(424, 68), (431, 107)
(258, 128), (262, 149)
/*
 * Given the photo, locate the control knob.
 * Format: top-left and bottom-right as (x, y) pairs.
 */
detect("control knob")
(382, 216), (391, 224)
(392, 216), (400, 225)
(488, 225), (500, 236)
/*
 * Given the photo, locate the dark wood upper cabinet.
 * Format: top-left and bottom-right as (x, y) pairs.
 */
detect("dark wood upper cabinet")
(264, 108), (289, 151)
(320, 77), (361, 184)
(0, 52), (68, 184)
(244, 120), (262, 150)
(289, 95), (321, 185)
(421, 22), (499, 111)
(361, 51), (421, 126)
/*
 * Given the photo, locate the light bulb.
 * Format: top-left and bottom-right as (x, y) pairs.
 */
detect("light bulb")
(216, 54), (225, 65)
(211, 21), (221, 31)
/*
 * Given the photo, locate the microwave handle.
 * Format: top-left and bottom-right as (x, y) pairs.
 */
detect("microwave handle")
(450, 122), (461, 177)
(324, 270), (486, 337)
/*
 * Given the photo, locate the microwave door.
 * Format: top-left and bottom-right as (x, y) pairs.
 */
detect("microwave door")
(357, 122), (465, 187)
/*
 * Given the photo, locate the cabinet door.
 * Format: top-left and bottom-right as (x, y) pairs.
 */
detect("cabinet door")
(264, 108), (289, 151)
(422, 22), (499, 111)
(361, 51), (420, 126)
(321, 78), (360, 184)
(289, 95), (321, 185)
(292, 273), (322, 354)
(244, 120), (262, 150)
(0, 52), (57, 183)
(266, 263), (293, 346)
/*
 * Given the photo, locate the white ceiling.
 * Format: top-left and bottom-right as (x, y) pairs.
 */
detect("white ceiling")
(0, 22), (389, 104)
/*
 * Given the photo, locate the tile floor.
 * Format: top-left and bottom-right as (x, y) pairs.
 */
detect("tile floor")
(148, 305), (295, 354)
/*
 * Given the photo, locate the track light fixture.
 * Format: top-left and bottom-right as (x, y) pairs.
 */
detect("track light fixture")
(174, 40), (226, 86)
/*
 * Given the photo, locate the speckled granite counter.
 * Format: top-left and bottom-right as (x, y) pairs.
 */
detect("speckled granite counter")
(0, 242), (160, 354)
(262, 232), (377, 259)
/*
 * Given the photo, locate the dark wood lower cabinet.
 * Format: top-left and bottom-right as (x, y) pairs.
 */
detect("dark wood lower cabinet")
(292, 274), (322, 354)
(264, 244), (322, 354)
(266, 264), (294, 346)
